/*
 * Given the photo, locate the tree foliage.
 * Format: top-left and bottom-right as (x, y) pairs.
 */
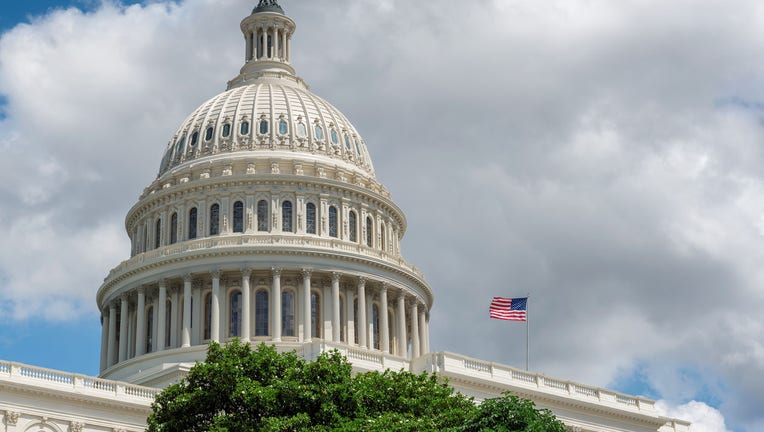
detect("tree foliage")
(147, 340), (566, 432)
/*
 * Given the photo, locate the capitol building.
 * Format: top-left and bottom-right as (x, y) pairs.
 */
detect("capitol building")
(1, 2), (691, 431)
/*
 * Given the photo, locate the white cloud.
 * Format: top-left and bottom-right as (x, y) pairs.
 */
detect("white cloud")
(657, 400), (731, 432)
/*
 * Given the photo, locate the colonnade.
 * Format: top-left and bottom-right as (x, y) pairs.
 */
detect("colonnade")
(100, 268), (430, 372)
(245, 23), (292, 63)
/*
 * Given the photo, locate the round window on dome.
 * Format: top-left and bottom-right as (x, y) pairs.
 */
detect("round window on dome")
(222, 123), (231, 138)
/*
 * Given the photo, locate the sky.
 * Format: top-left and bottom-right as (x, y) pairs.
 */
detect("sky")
(0, 1), (763, 431)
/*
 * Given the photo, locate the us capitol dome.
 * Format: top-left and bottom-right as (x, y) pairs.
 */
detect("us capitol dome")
(96, 0), (431, 386)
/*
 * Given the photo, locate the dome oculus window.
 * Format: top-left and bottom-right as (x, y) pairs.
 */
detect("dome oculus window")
(240, 120), (250, 135)
(222, 123), (231, 138)
(278, 119), (288, 135)
(174, 136), (186, 162)
(258, 117), (269, 135)
(190, 131), (199, 147)
(205, 127), (214, 141)
(343, 133), (352, 151)
(314, 124), (324, 140)
(354, 138), (362, 155)
(330, 129), (339, 146)
(295, 119), (307, 138)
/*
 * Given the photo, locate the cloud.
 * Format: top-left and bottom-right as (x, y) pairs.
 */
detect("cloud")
(657, 400), (731, 432)
(2, 0), (764, 430)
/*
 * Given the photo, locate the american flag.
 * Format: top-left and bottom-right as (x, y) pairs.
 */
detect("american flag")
(489, 297), (527, 322)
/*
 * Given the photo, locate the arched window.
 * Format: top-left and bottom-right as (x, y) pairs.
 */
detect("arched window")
(165, 300), (172, 348)
(203, 293), (212, 340)
(259, 118), (269, 135)
(257, 200), (269, 232)
(349, 211), (357, 243)
(366, 217), (373, 247)
(380, 223), (387, 251)
(278, 119), (288, 135)
(282, 201), (293, 232)
(188, 208), (198, 240)
(255, 290), (269, 336)
(311, 292), (320, 338)
(170, 212), (178, 245)
(354, 137), (362, 155)
(330, 129), (339, 146)
(344, 134), (352, 151)
(205, 127), (214, 141)
(296, 122), (307, 138)
(190, 131), (199, 147)
(306, 203), (316, 234)
(282, 291), (295, 337)
(240, 121), (250, 135)
(230, 291), (242, 337)
(174, 136), (186, 162)
(209, 204), (220, 236)
(372, 304), (380, 350)
(146, 306), (154, 353)
(314, 124), (324, 140)
(155, 218), (162, 249)
(328, 206), (338, 238)
(222, 123), (231, 138)
(233, 201), (244, 233)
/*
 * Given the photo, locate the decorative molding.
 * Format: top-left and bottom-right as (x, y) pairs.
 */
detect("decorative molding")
(70, 421), (85, 432)
(5, 411), (19, 426)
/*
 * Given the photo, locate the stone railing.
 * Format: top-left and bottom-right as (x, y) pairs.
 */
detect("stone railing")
(421, 352), (656, 414)
(105, 234), (426, 283)
(0, 360), (158, 402)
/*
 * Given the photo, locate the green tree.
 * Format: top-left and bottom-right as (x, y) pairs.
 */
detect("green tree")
(147, 340), (565, 432)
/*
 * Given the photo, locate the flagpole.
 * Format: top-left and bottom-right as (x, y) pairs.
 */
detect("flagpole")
(525, 293), (530, 371)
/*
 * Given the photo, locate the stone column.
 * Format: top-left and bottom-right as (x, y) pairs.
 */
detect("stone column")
(273, 27), (279, 60)
(345, 287), (355, 345)
(357, 278), (367, 348)
(246, 32), (252, 61)
(99, 309), (108, 371)
(157, 280), (167, 351)
(211, 270), (221, 342)
(118, 295), (129, 362)
(302, 269), (312, 342)
(281, 29), (287, 60)
(331, 272), (341, 342)
(136, 288), (146, 356)
(379, 284), (390, 354)
(272, 268), (282, 342)
(241, 269), (251, 342)
(192, 281), (202, 345)
(397, 295), (407, 357)
(107, 302), (117, 367)
(419, 309), (427, 355)
(170, 287), (179, 348)
(182, 275), (192, 347)
(261, 28), (267, 60)
(411, 303), (420, 358)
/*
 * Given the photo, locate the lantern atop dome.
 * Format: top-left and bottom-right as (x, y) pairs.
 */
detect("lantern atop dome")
(253, 0), (285, 15)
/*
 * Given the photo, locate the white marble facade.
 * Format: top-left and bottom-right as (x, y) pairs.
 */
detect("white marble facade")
(0, 2), (690, 431)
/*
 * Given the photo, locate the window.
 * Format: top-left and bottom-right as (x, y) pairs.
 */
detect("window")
(380, 223), (386, 251)
(282, 201), (293, 232)
(349, 211), (357, 242)
(353, 298), (358, 344)
(330, 129), (339, 146)
(165, 300), (172, 348)
(366, 217), (373, 247)
(209, 204), (220, 236)
(354, 138), (362, 155)
(146, 306), (154, 353)
(170, 213), (178, 245)
(240, 121), (250, 135)
(233, 201), (244, 233)
(340, 297), (345, 342)
(306, 203), (316, 234)
(190, 131), (199, 147)
(314, 124), (324, 140)
(328, 206), (338, 238)
(257, 200), (269, 232)
(174, 136), (186, 162)
(155, 218), (162, 249)
(188, 208), (198, 240)
(204, 294), (212, 340)
(296, 122), (307, 138)
(278, 119), (288, 135)
(282, 291), (295, 337)
(344, 134), (352, 151)
(259, 118), (269, 134)
(230, 291), (242, 337)
(255, 291), (269, 336)
(222, 123), (231, 138)
(311, 292), (320, 338)
(372, 304), (380, 350)
(205, 127), (214, 141)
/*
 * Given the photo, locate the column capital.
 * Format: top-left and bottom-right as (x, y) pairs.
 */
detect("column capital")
(272, 267), (282, 277)
(331, 271), (341, 282)
(210, 269), (221, 279)
(120, 293), (129, 302)
(158, 278), (167, 288)
(183, 273), (193, 283)
(301, 268), (312, 278)
(357, 276), (367, 287)
(137, 286), (146, 296)
(109, 301), (118, 311)
(379, 282), (389, 292)
(241, 268), (252, 278)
